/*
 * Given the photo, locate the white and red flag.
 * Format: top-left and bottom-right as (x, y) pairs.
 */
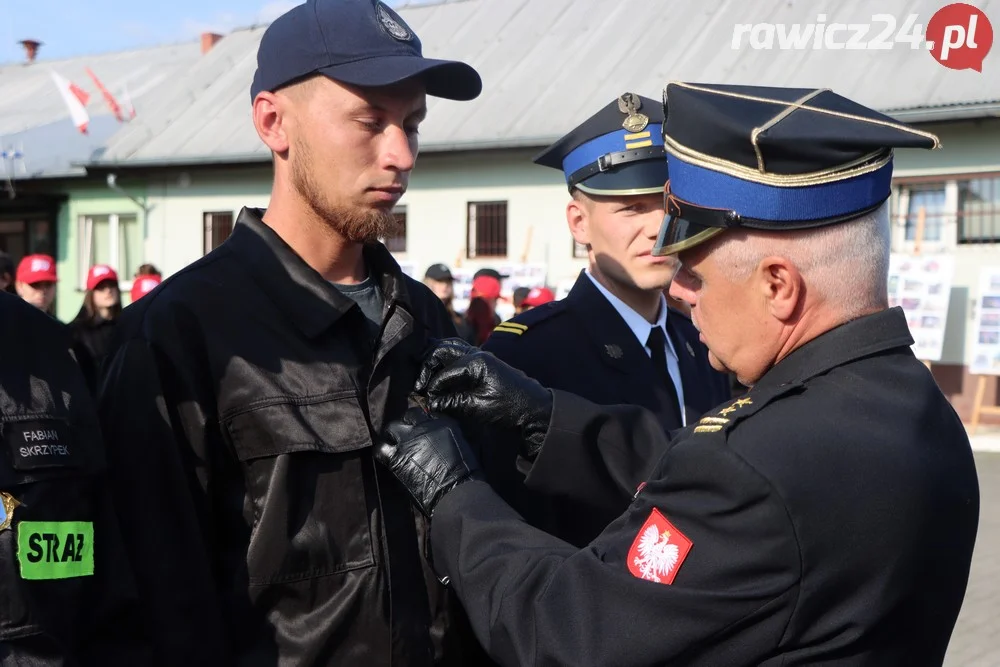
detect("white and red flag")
(85, 67), (124, 122)
(49, 71), (90, 134)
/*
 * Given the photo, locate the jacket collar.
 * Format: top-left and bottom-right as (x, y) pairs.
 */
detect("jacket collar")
(754, 307), (915, 391)
(227, 207), (413, 339)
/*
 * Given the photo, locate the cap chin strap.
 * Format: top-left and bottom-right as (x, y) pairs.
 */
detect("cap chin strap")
(566, 145), (665, 190)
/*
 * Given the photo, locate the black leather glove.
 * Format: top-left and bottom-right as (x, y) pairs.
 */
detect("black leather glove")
(416, 349), (554, 460)
(416, 337), (477, 392)
(377, 407), (482, 518)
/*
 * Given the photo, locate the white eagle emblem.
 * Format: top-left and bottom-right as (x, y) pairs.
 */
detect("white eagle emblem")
(632, 524), (680, 583)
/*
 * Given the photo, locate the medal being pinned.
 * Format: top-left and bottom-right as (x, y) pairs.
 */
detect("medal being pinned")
(0, 491), (20, 532)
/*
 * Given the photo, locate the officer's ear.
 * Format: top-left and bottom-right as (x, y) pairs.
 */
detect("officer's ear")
(566, 189), (591, 247)
(756, 255), (803, 322)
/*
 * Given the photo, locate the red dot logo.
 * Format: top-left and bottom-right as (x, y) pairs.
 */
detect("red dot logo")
(927, 3), (993, 72)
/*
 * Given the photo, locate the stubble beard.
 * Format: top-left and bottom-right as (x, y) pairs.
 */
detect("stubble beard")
(291, 138), (400, 244)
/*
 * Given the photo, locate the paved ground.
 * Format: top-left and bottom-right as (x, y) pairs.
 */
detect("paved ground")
(943, 445), (1000, 666)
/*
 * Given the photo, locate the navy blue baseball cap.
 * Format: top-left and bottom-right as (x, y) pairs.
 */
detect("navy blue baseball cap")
(250, 0), (482, 102)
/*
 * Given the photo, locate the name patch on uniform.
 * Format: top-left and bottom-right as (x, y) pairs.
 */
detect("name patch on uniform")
(627, 508), (692, 585)
(16, 521), (94, 580)
(4, 420), (77, 471)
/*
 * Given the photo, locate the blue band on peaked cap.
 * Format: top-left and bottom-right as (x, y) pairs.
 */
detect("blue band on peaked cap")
(561, 125), (665, 182)
(667, 154), (894, 223)
(534, 93), (667, 194)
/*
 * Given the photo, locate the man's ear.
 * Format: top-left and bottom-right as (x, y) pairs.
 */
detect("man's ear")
(757, 256), (802, 322)
(253, 91), (291, 155)
(566, 195), (590, 247)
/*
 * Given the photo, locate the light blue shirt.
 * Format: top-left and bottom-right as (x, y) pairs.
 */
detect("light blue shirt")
(585, 271), (686, 425)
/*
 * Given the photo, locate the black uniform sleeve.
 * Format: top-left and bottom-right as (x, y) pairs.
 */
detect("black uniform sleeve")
(522, 389), (672, 507)
(98, 336), (230, 666)
(431, 432), (801, 667)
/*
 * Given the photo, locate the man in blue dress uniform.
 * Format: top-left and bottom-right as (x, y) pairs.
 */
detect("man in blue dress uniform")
(482, 93), (731, 545)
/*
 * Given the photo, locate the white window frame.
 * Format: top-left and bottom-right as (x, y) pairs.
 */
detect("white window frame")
(78, 213), (139, 291)
(891, 180), (958, 255)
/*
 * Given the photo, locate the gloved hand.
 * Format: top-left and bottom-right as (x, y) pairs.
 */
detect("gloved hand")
(377, 407), (482, 518)
(416, 348), (554, 460)
(416, 337), (477, 391)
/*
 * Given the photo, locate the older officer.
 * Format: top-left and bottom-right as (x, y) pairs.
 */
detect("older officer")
(483, 93), (729, 545)
(378, 83), (980, 666)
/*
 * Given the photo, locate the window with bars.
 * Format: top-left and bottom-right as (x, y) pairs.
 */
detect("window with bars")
(901, 186), (947, 242)
(78, 214), (141, 289)
(958, 176), (1000, 244)
(467, 201), (508, 258)
(384, 207), (407, 253)
(204, 211), (234, 254)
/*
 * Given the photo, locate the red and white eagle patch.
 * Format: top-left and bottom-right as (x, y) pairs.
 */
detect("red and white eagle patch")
(627, 508), (692, 585)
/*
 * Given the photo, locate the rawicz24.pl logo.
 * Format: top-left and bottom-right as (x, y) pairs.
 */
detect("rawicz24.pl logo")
(731, 3), (993, 72)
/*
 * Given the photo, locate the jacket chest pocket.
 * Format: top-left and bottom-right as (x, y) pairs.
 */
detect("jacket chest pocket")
(224, 395), (378, 585)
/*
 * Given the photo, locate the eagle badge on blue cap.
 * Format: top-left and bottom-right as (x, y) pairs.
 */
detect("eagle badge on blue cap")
(376, 2), (413, 42)
(653, 82), (941, 256)
(619, 93), (649, 133)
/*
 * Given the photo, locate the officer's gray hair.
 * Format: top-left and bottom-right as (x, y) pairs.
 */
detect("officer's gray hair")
(712, 202), (890, 318)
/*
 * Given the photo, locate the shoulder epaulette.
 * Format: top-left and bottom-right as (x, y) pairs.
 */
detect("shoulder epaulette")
(491, 300), (567, 337)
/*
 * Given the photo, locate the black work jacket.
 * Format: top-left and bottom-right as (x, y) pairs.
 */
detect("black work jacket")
(0, 292), (146, 665)
(98, 208), (476, 666)
(434, 308), (980, 666)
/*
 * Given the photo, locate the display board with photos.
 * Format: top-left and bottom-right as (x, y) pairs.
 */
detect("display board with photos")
(887, 253), (955, 362)
(970, 267), (1000, 375)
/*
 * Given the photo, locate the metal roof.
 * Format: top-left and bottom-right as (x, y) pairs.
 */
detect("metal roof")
(83, 0), (1000, 167)
(0, 41), (202, 178)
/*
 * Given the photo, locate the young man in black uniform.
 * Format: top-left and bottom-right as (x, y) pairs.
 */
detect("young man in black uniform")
(97, 1), (483, 664)
(481, 93), (730, 545)
(378, 83), (980, 666)
(0, 291), (145, 664)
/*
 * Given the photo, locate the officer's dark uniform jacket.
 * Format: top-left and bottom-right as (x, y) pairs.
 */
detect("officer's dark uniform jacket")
(98, 208), (478, 666)
(0, 292), (146, 665)
(481, 270), (731, 545)
(432, 307), (980, 666)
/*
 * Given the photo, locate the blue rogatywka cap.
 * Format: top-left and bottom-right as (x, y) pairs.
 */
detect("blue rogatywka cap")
(653, 82), (941, 256)
(250, 0), (482, 102)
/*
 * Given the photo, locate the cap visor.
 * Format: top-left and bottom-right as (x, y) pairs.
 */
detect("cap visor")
(319, 56), (482, 101)
(574, 159), (668, 197)
(653, 214), (724, 256)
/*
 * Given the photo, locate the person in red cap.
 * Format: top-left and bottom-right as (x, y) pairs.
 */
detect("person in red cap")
(520, 286), (554, 311)
(130, 274), (162, 303)
(14, 254), (58, 314)
(69, 265), (123, 380)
